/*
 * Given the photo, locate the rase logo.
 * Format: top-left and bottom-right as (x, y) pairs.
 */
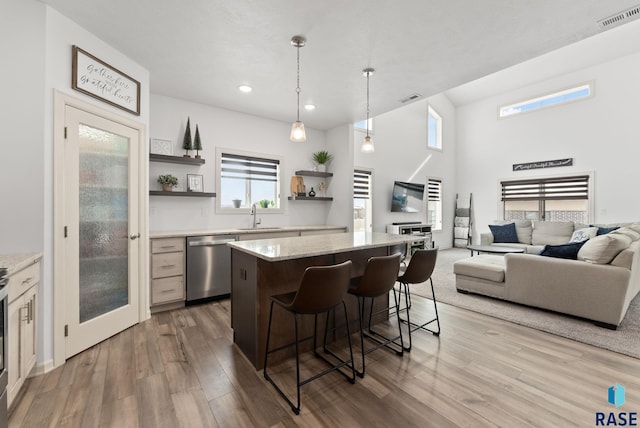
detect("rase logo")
(596, 383), (637, 426)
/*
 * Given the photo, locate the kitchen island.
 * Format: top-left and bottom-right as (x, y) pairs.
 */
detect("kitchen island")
(228, 232), (426, 369)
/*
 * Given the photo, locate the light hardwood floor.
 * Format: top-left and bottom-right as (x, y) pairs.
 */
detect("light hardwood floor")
(9, 297), (640, 427)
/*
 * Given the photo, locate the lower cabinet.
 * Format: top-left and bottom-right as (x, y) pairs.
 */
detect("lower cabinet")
(7, 261), (39, 408)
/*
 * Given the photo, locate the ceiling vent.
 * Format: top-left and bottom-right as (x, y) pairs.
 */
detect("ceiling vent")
(399, 93), (422, 104)
(597, 5), (640, 30)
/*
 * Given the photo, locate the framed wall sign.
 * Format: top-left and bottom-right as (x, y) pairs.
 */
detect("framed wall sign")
(72, 45), (141, 116)
(513, 158), (573, 171)
(150, 138), (174, 156)
(187, 174), (204, 192)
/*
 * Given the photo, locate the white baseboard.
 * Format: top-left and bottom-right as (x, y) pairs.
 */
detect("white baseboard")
(29, 359), (55, 378)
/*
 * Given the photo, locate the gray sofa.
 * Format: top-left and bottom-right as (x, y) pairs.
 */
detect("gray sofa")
(455, 223), (640, 328)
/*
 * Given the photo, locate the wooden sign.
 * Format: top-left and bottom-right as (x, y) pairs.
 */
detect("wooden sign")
(513, 158), (573, 171)
(72, 46), (141, 116)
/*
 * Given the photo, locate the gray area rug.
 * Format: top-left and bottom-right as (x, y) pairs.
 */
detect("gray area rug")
(409, 248), (640, 359)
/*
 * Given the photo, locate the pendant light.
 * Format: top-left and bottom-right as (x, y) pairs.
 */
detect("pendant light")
(361, 68), (375, 153)
(290, 35), (307, 142)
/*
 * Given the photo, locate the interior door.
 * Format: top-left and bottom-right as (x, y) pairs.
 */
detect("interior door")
(63, 106), (140, 358)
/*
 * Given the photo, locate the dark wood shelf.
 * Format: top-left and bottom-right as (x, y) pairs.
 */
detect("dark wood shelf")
(287, 196), (333, 201)
(150, 191), (216, 197)
(149, 154), (205, 165)
(294, 170), (333, 178)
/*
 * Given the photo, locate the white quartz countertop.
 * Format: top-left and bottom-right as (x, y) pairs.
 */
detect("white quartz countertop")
(227, 232), (424, 261)
(150, 224), (346, 239)
(0, 253), (42, 276)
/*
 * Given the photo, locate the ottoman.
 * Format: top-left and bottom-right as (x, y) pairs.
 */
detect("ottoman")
(453, 255), (507, 299)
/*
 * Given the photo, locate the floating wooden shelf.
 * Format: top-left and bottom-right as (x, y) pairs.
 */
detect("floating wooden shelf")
(149, 154), (205, 165)
(150, 191), (216, 197)
(288, 196), (333, 201)
(294, 170), (333, 178)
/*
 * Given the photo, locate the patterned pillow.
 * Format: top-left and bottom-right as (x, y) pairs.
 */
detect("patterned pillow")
(569, 227), (598, 243)
(489, 223), (519, 243)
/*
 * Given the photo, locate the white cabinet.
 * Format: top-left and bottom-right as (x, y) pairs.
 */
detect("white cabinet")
(7, 258), (40, 408)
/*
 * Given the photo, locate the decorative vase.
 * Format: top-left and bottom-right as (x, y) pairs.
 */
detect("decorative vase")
(308, 187), (316, 197)
(317, 164), (326, 173)
(162, 184), (173, 192)
(232, 199), (242, 208)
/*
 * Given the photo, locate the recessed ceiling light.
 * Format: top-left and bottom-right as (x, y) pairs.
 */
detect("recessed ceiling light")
(304, 104), (316, 111)
(238, 85), (253, 93)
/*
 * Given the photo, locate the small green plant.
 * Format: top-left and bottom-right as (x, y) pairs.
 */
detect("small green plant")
(158, 174), (178, 187)
(312, 150), (333, 165)
(259, 199), (274, 208)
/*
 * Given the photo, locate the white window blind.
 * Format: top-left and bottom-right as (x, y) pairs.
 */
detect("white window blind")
(428, 178), (442, 202)
(501, 175), (589, 201)
(221, 152), (279, 183)
(354, 169), (371, 199)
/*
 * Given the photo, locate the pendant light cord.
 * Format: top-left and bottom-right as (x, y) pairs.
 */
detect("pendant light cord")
(296, 45), (301, 122)
(365, 71), (370, 138)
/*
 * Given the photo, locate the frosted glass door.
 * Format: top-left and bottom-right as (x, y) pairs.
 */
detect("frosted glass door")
(78, 124), (129, 323)
(64, 106), (140, 359)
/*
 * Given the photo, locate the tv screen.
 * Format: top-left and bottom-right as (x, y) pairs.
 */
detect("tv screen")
(390, 181), (425, 213)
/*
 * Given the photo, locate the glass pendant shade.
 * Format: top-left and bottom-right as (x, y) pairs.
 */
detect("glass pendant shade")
(290, 121), (306, 142)
(361, 135), (374, 153)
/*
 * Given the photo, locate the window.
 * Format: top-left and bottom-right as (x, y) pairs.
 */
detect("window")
(353, 169), (372, 232)
(217, 149), (282, 211)
(427, 106), (442, 150)
(501, 175), (590, 223)
(499, 83), (592, 118)
(354, 118), (373, 133)
(427, 178), (442, 230)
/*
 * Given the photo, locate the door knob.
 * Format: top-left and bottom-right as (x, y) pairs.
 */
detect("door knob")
(130, 233), (141, 240)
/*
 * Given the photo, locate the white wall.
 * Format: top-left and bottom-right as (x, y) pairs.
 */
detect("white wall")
(456, 50), (640, 242)
(354, 96), (457, 248)
(325, 124), (354, 230)
(149, 94), (341, 231)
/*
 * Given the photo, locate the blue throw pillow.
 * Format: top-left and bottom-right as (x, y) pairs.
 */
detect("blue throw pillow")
(489, 223), (519, 243)
(592, 225), (620, 236)
(538, 241), (586, 260)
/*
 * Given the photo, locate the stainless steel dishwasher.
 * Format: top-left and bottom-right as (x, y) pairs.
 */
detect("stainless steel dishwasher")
(186, 235), (236, 303)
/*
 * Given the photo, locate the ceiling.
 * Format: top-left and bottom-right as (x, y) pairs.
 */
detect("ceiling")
(41, 0), (640, 130)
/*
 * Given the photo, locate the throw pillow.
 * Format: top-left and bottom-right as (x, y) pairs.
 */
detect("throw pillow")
(577, 234), (632, 264)
(538, 241), (586, 260)
(569, 227), (598, 243)
(489, 223), (519, 243)
(592, 225), (620, 235)
(611, 227), (640, 241)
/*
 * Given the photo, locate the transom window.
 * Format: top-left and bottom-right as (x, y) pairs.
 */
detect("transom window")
(499, 83), (592, 118)
(354, 118), (373, 133)
(217, 149), (282, 212)
(427, 106), (442, 150)
(501, 175), (590, 223)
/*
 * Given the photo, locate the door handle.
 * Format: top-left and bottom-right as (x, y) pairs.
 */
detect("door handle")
(130, 233), (141, 240)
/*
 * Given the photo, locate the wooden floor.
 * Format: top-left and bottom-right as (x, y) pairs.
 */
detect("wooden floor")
(9, 297), (640, 427)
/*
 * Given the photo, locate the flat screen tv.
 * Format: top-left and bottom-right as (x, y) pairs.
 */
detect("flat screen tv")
(390, 181), (425, 213)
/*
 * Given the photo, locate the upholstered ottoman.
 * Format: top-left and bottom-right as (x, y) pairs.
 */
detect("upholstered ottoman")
(453, 255), (507, 299)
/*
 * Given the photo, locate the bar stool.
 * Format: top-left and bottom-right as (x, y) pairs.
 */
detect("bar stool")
(347, 253), (403, 378)
(263, 260), (355, 415)
(396, 248), (440, 351)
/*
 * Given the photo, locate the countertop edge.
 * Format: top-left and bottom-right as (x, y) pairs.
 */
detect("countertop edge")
(0, 253), (43, 276)
(149, 225), (347, 239)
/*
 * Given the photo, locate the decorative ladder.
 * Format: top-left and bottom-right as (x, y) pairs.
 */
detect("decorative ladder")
(453, 193), (472, 247)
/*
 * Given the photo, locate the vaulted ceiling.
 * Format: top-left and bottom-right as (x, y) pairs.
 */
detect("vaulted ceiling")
(41, 0), (640, 129)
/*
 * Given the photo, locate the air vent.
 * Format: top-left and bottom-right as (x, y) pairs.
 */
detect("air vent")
(598, 5), (640, 30)
(399, 93), (422, 104)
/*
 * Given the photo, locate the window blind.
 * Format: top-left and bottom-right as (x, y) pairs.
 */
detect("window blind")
(354, 169), (371, 199)
(428, 178), (442, 202)
(221, 153), (279, 183)
(501, 175), (589, 201)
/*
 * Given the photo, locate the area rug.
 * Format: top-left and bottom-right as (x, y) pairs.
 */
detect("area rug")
(409, 248), (640, 359)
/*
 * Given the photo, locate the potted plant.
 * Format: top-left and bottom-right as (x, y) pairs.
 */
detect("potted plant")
(158, 174), (178, 192)
(259, 199), (273, 208)
(312, 150), (333, 172)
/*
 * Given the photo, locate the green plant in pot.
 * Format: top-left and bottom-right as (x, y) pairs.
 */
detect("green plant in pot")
(158, 174), (178, 192)
(312, 150), (333, 172)
(259, 199), (273, 208)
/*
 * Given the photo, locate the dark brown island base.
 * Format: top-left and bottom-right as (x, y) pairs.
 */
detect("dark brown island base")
(228, 232), (426, 369)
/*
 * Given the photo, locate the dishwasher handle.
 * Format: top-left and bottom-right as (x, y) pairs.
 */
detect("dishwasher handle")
(188, 238), (236, 247)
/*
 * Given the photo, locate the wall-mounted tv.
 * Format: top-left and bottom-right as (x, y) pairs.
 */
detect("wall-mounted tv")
(390, 181), (425, 213)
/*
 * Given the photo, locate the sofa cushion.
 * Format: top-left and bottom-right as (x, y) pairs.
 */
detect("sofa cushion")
(532, 221), (574, 245)
(611, 227), (640, 241)
(453, 256), (505, 282)
(538, 241), (586, 260)
(569, 227), (598, 243)
(489, 223), (519, 243)
(577, 234), (632, 264)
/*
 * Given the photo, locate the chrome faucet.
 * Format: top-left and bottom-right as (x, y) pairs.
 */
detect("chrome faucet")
(250, 203), (261, 228)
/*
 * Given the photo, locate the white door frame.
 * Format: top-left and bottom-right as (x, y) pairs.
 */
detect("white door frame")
(53, 90), (149, 368)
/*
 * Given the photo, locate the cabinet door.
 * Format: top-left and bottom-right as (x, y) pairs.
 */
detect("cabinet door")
(7, 297), (25, 406)
(23, 286), (37, 376)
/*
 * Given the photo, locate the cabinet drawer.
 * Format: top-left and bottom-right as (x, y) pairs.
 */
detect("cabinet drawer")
(151, 238), (185, 254)
(8, 261), (40, 304)
(151, 252), (184, 278)
(151, 276), (185, 305)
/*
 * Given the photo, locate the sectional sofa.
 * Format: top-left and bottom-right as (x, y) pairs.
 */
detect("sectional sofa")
(454, 221), (640, 328)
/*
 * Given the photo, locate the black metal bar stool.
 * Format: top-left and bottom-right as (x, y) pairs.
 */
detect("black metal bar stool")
(396, 248), (440, 351)
(263, 260), (355, 415)
(347, 253), (403, 378)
